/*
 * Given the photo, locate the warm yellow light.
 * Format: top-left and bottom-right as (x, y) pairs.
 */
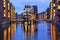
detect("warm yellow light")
(54, 10), (55, 12)
(46, 15), (47, 18)
(54, 13), (55, 16)
(3, 4), (6, 7)
(4, 29), (7, 40)
(25, 22), (28, 31)
(3, 2), (5, 4)
(3, 10), (6, 17)
(31, 14), (35, 20)
(53, 4), (55, 7)
(8, 3), (10, 10)
(8, 27), (10, 40)
(8, 27), (10, 33)
(51, 3), (53, 8)
(58, 5), (60, 9)
(31, 24), (34, 32)
(4, 10), (6, 12)
(3, 14), (6, 17)
(8, 12), (10, 18)
(50, 14), (52, 20)
(4, 0), (6, 1)
(3, 1), (6, 7)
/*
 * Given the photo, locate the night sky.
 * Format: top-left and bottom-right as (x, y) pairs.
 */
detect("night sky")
(10, 0), (50, 14)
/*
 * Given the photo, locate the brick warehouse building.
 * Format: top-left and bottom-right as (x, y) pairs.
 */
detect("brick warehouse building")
(0, 0), (16, 24)
(0, 0), (16, 40)
(25, 5), (38, 20)
(0, 0), (10, 24)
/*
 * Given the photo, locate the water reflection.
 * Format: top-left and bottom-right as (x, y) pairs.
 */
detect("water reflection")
(4, 29), (7, 40)
(0, 22), (16, 40)
(50, 23), (56, 40)
(8, 27), (11, 40)
(22, 20), (38, 40)
(23, 28), (38, 40)
(0, 21), (60, 40)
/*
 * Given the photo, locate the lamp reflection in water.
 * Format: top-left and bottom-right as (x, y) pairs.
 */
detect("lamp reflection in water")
(11, 23), (16, 37)
(8, 27), (11, 40)
(50, 23), (56, 40)
(23, 20), (36, 40)
(4, 29), (7, 40)
(31, 20), (34, 32)
(3, 23), (16, 40)
(23, 27), (35, 40)
(24, 22), (28, 31)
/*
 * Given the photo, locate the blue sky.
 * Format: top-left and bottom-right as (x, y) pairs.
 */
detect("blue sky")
(10, 0), (50, 14)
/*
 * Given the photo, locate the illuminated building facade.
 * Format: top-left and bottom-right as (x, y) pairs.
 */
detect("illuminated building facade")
(0, 0), (16, 24)
(25, 5), (38, 20)
(0, 0), (9, 24)
(10, 4), (16, 22)
(49, 0), (56, 22)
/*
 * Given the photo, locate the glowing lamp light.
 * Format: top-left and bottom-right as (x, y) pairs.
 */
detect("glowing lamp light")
(3, 14), (6, 17)
(58, 5), (60, 9)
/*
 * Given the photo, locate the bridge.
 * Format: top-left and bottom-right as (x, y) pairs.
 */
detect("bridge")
(11, 18), (52, 22)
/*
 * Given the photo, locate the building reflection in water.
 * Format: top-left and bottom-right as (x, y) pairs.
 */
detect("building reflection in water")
(1, 21), (60, 40)
(4, 29), (7, 40)
(22, 21), (38, 40)
(8, 27), (11, 40)
(11, 23), (16, 37)
(50, 23), (56, 40)
(3, 22), (16, 40)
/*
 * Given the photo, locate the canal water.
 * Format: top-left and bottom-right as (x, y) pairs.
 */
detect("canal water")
(0, 21), (57, 40)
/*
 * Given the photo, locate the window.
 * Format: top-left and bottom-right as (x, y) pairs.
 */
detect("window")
(3, 0), (6, 7)
(58, 5), (60, 9)
(3, 13), (6, 17)
(8, 12), (10, 18)
(8, 3), (10, 10)
(3, 10), (6, 17)
(53, 4), (55, 7)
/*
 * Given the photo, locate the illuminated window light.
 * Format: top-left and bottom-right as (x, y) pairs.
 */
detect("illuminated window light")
(58, 5), (60, 9)
(4, 0), (6, 1)
(53, 4), (55, 7)
(54, 13), (55, 16)
(3, 14), (6, 17)
(3, 4), (6, 7)
(3, 1), (6, 7)
(8, 3), (10, 10)
(4, 29), (7, 40)
(8, 13), (10, 18)
(3, 2), (5, 4)
(54, 10), (55, 12)
(4, 10), (6, 12)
